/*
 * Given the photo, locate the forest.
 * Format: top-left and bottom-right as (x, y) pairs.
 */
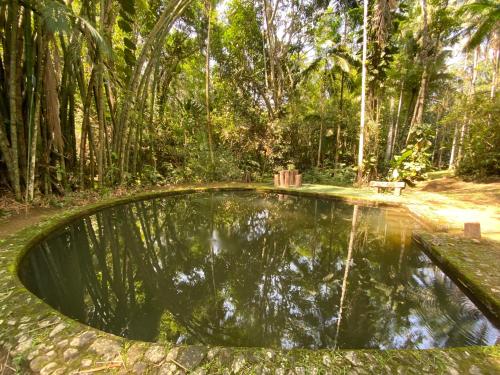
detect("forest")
(0, 0), (499, 201)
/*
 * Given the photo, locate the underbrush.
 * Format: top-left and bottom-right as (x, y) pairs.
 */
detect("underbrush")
(302, 165), (356, 186)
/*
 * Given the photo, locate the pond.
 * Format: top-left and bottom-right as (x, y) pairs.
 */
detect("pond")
(19, 191), (499, 350)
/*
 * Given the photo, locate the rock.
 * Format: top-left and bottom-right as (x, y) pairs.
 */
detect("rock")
(265, 350), (275, 360)
(166, 347), (181, 362)
(126, 343), (146, 365)
(158, 362), (179, 375)
(177, 346), (207, 370)
(81, 358), (93, 368)
(49, 323), (66, 338)
(468, 365), (483, 375)
(63, 348), (79, 361)
(70, 331), (97, 348)
(38, 319), (54, 328)
(45, 350), (56, 358)
(275, 368), (286, 375)
(294, 367), (306, 375)
(231, 354), (246, 373)
(40, 362), (58, 375)
(192, 369), (207, 375)
(446, 368), (460, 375)
(56, 339), (69, 349)
(27, 349), (40, 361)
(132, 361), (148, 374)
(207, 347), (221, 360)
(216, 348), (233, 366)
(30, 355), (50, 372)
(345, 351), (362, 367)
(7, 319), (16, 326)
(144, 345), (166, 364)
(14, 337), (32, 354)
(322, 354), (331, 367)
(51, 369), (66, 375)
(20, 316), (31, 323)
(89, 338), (121, 361)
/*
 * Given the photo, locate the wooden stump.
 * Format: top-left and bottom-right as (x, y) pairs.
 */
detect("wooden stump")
(464, 222), (481, 240)
(274, 174), (280, 187)
(284, 170), (290, 187)
(295, 174), (302, 187)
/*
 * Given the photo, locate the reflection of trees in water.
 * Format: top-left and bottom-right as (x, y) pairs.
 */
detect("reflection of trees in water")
(20, 192), (498, 349)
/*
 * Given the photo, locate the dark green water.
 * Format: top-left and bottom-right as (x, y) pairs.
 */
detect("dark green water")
(19, 191), (499, 349)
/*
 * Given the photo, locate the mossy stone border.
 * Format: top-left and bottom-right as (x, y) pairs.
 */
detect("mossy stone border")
(0, 184), (498, 374)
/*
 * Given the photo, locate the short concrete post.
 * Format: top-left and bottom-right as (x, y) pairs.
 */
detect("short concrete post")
(274, 174), (280, 187)
(295, 174), (302, 187)
(284, 170), (290, 187)
(464, 222), (481, 240)
(290, 170), (298, 186)
(279, 170), (286, 186)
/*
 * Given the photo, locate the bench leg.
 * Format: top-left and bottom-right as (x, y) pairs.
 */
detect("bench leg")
(377, 187), (382, 194)
(394, 188), (401, 196)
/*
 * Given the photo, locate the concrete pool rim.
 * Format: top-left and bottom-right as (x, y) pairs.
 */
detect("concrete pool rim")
(1, 184), (498, 374)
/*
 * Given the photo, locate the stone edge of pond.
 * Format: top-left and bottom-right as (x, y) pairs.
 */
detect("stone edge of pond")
(413, 231), (500, 324)
(0, 184), (498, 374)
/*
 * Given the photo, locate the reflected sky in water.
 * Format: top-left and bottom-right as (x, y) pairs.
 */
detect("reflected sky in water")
(19, 192), (499, 349)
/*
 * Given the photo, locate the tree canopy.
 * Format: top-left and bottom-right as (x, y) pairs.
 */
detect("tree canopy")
(0, 0), (498, 200)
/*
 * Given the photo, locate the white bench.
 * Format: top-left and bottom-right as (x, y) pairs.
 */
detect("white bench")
(369, 181), (406, 196)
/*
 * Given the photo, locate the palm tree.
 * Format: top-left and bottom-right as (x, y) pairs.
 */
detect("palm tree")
(459, 0), (500, 51)
(357, 0), (369, 184)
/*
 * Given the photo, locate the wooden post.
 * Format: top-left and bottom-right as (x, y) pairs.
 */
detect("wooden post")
(279, 170), (286, 187)
(284, 170), (290, 187)
(464, 223), (481, 240)
(296, 174), (302, 187)
(274, 174), (280, 187)
(394, 187), (401, 196)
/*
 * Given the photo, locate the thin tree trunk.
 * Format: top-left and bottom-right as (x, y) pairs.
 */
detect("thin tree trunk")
(205, 0), (215, 166)
(448, 123), (459, 169)
(28, 21), (44, 202)
(384, 96), (396, 162)
(456, 48), (478, 167)
(406, 0), (429, 145)
(491, 48), (498, 99)
(335, 72), (345, 168)
(357, 0), (368, 184)
(8, 0), (21, 200)
(390, 81), (404, 158)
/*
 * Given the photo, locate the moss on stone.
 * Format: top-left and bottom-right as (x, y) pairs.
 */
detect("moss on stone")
(0, 183), (498, 374)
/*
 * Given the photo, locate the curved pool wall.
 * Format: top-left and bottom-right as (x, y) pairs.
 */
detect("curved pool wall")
(0, 185), (499, 374)
(17, 190), (499, 350)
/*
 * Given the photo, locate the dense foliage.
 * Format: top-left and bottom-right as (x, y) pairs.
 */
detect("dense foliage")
(0, 0), (498, 201)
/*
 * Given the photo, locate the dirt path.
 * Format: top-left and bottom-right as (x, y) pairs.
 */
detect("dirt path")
(0, 207), (61, 239)
(408, 177), (500, 241)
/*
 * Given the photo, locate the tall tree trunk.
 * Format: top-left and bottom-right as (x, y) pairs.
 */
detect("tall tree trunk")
(335, 72), (345, 168)
(456, 48), (478, 167)
(357, 0), (369, 184)
(205, 0), (215, 166)
(390, 82), (404, 157)
(448, 123), (459, 169)
(8, 0), (21, 200)
(406, 0), (429, 145)
(384, 96), (395, 162)
(27, 20), (44, 202)
(490, 48), (498, 99)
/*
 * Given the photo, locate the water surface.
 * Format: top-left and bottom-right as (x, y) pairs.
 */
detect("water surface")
(19, 191), (499, 349)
